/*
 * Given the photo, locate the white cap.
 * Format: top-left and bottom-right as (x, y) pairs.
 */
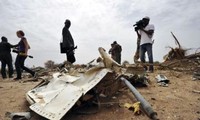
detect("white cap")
(143, 16), (150, 20)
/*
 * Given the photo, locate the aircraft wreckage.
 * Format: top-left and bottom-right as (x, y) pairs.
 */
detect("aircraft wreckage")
(26, 47), (158, 120)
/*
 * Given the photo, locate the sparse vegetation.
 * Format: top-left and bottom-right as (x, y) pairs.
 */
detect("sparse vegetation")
(44, 60), (55, 69)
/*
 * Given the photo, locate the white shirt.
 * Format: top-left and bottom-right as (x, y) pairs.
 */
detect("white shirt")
(139, 24), (155, 45)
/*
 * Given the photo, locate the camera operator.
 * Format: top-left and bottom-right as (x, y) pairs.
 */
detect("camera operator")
(134, 16), (155, 72)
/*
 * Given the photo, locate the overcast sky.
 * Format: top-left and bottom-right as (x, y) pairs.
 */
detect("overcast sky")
(0, 0), (200, 67)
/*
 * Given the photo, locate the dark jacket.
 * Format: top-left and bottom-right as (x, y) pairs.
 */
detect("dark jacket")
(0, 41), (16, 61)
(62, 26), (74, 50)
(0, 41), (14, 54)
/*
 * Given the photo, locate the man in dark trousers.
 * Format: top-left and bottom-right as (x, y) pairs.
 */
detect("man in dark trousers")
(0, 36), (16, 79)
(135, 16), (155, 72)
(62, 19), (76, 64)
(14, 30), (37, 80)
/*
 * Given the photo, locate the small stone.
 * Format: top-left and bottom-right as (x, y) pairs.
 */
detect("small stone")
(151, 98), (156, 100)
(112, 96), (117, 99)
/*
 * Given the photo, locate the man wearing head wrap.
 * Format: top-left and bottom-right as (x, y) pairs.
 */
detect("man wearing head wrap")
(108, 41), (122, 64)
(135, 16), (155, 72)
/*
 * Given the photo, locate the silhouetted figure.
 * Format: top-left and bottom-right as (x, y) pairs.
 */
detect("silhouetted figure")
(61, 19), (76, 64)
(108, 41), (122, 64)
(14, 30), (36, 80)
(0, 36), (16, 79)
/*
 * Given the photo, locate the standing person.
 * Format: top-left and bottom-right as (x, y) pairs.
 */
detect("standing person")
(109, 43), (115, 60)
(136, 16), (155, 72)
(61, 19), (76, 64)
(133, 28), (141, 62)
(0, 36), (16, 79)
(108, 41), (122, 64)
(14, 30), (36, 80)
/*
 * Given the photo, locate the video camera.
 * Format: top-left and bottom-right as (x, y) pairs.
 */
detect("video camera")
(133, 19), (145, 31)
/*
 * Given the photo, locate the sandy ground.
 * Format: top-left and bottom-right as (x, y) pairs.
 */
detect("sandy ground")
(0, 69), (199, 120)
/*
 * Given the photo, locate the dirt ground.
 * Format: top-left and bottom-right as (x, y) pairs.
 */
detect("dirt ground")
(0, 69), (199, 120)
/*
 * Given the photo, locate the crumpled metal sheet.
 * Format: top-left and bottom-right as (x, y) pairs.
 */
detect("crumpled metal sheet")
(5, 112), (31, 120)
(26, 67), (111, 120)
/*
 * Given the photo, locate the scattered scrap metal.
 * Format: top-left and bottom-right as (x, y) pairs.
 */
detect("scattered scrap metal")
(120, 77), (158, 120)
(25, 47), (157, 120)
(5, 112), (31, 120)
(193, 67), (200, 80)
(155, 74), (170, 87)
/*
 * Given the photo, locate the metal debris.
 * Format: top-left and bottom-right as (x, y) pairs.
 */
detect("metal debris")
(26, 68), (110, 120)
(25, 47), (124, 120)
(120, 77), (158, 120)
(5, 112), (31, 120)
(25, 47), (153, 120)
(193, 67), (200, 80)
(155, 74), (169, 87)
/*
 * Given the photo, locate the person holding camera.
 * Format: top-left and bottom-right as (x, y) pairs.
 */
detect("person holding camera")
(14, 30), (37, 80)
(134, 16), (155, 72)
(0, 36), (17, 79)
